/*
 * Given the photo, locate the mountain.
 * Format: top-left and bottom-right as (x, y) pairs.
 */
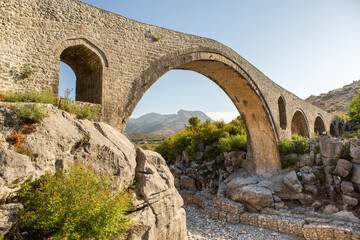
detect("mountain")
(124, 110), (213, 135)
(306, 80), (360, 115)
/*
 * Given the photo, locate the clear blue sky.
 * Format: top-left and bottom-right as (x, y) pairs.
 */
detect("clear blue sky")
(60, 0), (360, 121)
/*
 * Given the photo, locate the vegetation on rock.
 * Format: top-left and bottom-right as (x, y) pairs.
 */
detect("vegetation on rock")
(155, 116), (247, 164)
(17, 161), (133, 240)
(0, 90), (101, 121)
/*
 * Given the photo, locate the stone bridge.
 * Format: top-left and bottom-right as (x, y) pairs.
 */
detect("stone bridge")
(0, 0), (341, 173)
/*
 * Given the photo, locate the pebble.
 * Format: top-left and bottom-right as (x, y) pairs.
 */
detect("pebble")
(185, 204), (304, 240)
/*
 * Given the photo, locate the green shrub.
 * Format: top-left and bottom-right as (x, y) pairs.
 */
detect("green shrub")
(12, 104), (49, 123)
(292, 135), (310, 154)
(2, 90), (57, 104)
(155, 117), (248, 163)
(75, 104), (101, 120)
(340, 142), (351, 160)
(18, 162), (133, 240)
(281, 156), (298, 169)
(278, 138), (295, 155)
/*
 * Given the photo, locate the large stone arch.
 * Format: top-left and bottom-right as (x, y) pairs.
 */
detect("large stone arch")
(314, 115), (326, 135)
(291, 110), (310, 138)
(55, 38), (108, 104)
(126, 49), (281, 174)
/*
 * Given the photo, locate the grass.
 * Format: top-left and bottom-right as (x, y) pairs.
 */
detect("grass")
(0, 90), (101, 121)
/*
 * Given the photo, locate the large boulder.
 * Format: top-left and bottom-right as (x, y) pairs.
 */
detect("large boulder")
(130, 148), (186, 240)
(319, 136), (343, 158)
(283, 171), (303, 193)
(333, 159), (352, 177)
(229, 184), (273, 211)
(0, 203), (22, 235)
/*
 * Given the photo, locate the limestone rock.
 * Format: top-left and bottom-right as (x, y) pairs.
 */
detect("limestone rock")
(0, 148), (36, 202)
(302, 172), (316, 185)
(341, 181), (354, 194)
(217, 181), (227, 197)
(333, 159), (352, 177)
(283, 171), (303, 193)
(0, 203), (22, 235)
(298, 154), (314, 168)
(342, 195), (358, 207)
(311, 200), (322, 210)
(300, 166), (313, 174)
(132, 148), (186, 240)
(230, 184), (273, 211)
(350, 138), (360, 160)
(334, 210), (359, 220)
(304, 184), (317, 195)
(323, 204), (339, 214)
(352, 164), (360, 185)
(319, 136), (343, 158)
(169, 165), (182, 178)
(180, 175), (196, 191)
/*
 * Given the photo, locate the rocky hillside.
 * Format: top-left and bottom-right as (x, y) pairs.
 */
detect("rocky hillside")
(0, 103), (186, 239)
(306, 80), (360, 115)
(124, 110), (213, 135)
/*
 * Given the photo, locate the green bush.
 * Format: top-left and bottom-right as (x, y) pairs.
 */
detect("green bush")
(18, 162), (133, 240)
(155, 117), (247, 163)
(292, 135), (310, 154)
(349, 91), (360, 122)
(12, 104), (49, 123)
(278, 135), (309, 155)
(281, 156), (298, 169)
(2, 90), (57, 104)
(75, 104), (101, 120)
(278, 138), (295, 155)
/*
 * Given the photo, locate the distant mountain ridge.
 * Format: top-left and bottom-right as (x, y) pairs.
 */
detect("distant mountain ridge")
(306, 80), (360, 115)
(124, 110), (213, 135)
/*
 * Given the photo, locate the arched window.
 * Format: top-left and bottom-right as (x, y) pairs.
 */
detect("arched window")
(60, 44), (103, 104)
(291, 110), (309, 137)
(278, 96), (287, 129)
(314, 116), (326, 135)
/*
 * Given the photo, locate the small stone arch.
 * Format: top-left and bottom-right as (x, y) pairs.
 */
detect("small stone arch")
(278, 96), (287, 129)
(314, 115), (326, 135)
(330, 123), (336, 136)
(291, 110), (309, 137)
(57, 39), (107, 104)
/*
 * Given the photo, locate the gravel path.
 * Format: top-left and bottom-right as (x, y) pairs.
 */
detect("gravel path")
(185, 204), (305, 240)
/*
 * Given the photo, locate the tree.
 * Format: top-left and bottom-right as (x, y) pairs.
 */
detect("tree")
(188, 117), (201, 129)
(348, 91), (360, 122)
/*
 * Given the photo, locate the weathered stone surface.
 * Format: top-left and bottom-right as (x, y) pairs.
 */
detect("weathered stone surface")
(334, 210), (359, 220)
(132, 148), (186, 240)
(352, 164), (360, 185)
(0, 203), (22, 235)
(304, 184), (317, 195)
(230, 184), (273, 211)
(0, 148), (35, 202)
(319, 137), (343, 158)
(333, 159), (352, 177)
(350, 138), (360, 160)
(169, 165), (182, 178)
(341, 181), (354, 194)
(323, 204), (339, 214)
(283, 171), (303, 193)
(180, 175), (197, 191)
(217, 181), (227, 197)
(342, 195), (358, 207)
(298, 154), (314, 168)
(302, 172), (316, 185)
(311, 200), (322, 210)
(212, 196), (244, 214)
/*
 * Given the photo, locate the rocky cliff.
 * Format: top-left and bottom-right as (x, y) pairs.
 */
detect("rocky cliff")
(0, 102), (186, 239)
